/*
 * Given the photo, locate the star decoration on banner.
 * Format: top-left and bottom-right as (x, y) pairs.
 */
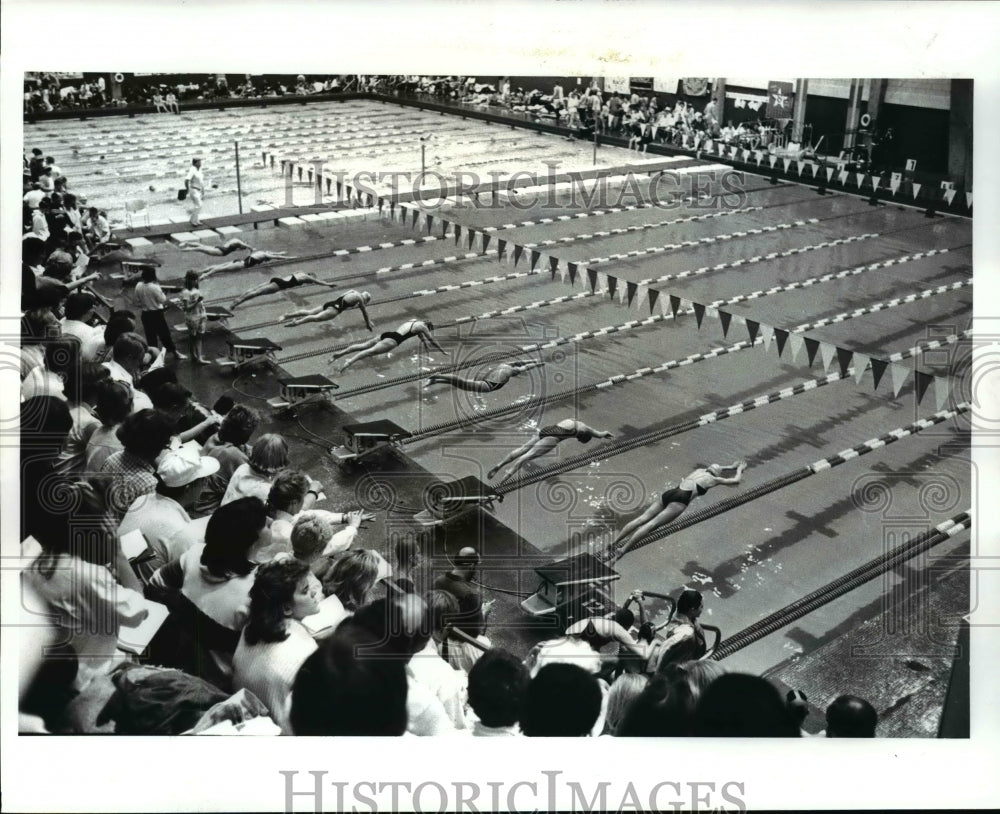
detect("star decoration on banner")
(771, 91), (788, 109)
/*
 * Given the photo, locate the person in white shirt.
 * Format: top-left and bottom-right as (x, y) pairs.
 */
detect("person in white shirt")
(232, 558), (322, 734)
(21, 336), (80, 403)
(60, 292), (105, 361)
(23, 185), (46, 210)
(102, 332), (160, 413)
(117, 439), (220, 565)
(221, 433), (288, 506)
(134, 265), (186, 359)
(185, 157), (205, 227)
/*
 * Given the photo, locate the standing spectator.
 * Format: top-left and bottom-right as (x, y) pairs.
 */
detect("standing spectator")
(28, 148), (45, 181)
(175, 270), (209, 364)
(232, 558), (322, 734)
(117, 439), (220, 566)
(195, 405), (260, 515)
(134, 265), (186, 360)
(467, 648), (530, 736)
(520, 663), (604, 737)
(432, 546), (492, 638)
(825, 695), (878, 737)
(221, 433), (289, 505)
(185, 158), (205, 227)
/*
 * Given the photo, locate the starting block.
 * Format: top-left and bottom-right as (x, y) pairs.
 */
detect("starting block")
(330, 419), (412, 464)
(268, 374), (339, 413)
(215, 337), (282, 374)
(414, 475), (502, 526)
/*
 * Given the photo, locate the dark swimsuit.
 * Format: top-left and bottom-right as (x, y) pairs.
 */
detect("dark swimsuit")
(245, 253), (269, 269)
(220, 242), (243, 256)
(538, 424), (594, 443)
(270, 273), (301, 289)
(380, 327), (418, 346)
(660, 482), (708, 508)
(324, 296), (348, 313)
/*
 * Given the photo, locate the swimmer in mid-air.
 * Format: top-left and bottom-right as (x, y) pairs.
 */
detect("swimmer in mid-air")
(179, 238), (255, 256)
(425, 360), (544, 393)
(487, 418), (614, 482)
(197, 250), (295, 281)
(229, 271), (338, 309)
(281, 290), (374, 330)
(607, 460), (747, 565)
(329, 318), (444, 373)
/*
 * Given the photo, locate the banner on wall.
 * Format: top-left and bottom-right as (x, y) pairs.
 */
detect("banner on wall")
(605, 76), (629, 94)
(681, 78), (710, 96)
(653, 77), (682, 93)
(765, 80), (795, 120)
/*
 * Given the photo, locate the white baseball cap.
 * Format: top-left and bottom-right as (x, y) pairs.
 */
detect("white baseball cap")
(156, 439), (220, 488)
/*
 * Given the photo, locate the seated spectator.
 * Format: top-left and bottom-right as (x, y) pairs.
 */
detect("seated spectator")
(261, 470), (365, 562)
(148, 381), (220, 445)
(103, 332), (158, 412)
(404, 598), (469, 731)
(21, 334), (80, 402)
(351, 597), (458, 735)
(520, 663), (604, 737)
(315, 548), (388, 611)
(145, 497), (265, 690)
(221, 433), (289, 505)
(59, 292), (104, 361)
(825, 695), (878, 737)
(232, 558), (323, 734)
(117, 439), (220, 567)
(289, 618), (409, 736)
(98, 408), (175, 521)
(692, 673), (800, 737)
(19, 308), (60, 378)
(84, 379), (133, 473)
(467, 648), (530, 736)
(602, 672), (648, 736)
(54, 361), (110, 476)
(93, 311), (138, 364)
(195, 405), (260, 515)
(616, 672), (693, 737)
(392, 537), (423, 594)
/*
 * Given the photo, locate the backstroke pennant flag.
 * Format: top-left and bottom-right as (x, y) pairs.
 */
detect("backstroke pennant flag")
(804, 337), (821, 367)
(647, 288), (660, 315)
(761, 323), (775, 352)
(496, 238), (507, 263)
(774, 328), (789, 357)
(914, 371), (934, 406)
(587, 268), (599, 294)
(669, 295), (682, 318)
(746, 319), (760, 345)
(453, 223), (462, 245)
(513, 244), (524, 267)
(853, 352), (870, 384)
(787, 333), (805, 363)
(719, 310), (733, 338)
(549, 255), (559, 279)
(870, 357), (888, 390)
(819, 341), (837, 373)
(530, 249), (540, 271)
(693, 302), (706, 329)
(836, 347), (854, 378)
(567, 262), (579, 287)
(890, 362), (911, 397)
(606, 274), (619, 301)
(935, 375), (951, 410)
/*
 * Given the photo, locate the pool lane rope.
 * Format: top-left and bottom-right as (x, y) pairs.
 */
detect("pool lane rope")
(597, 401), (971, 561)
(710, 511), (972, 661)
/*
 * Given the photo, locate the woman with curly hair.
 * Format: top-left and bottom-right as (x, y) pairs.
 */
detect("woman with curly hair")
(232, 558), (323, 733)
(316, 548), (388, 611)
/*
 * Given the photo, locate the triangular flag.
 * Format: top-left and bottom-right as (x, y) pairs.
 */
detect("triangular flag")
(935, 375), (951, 410)
(454, 223), (462, 245)
(914, 371), (934, 405)
(425, 213), (434, 233)
(774, 328), (789, 357)
(826, 167), (835, 181)
(943, 188), (956, 205)
(912, 182), (922, 200)
(482, 233), (491, 252)
(966, 191), (973, 209)
(890, 172), (902, 194)
(496, 238), (506, 262)
(761, 324), (775, 352)
(693, 302), (706, 329)
(719, 310), (733, 337)
(890, 362), (911, 397)
(742, 149), (751, 161)
(586, 267), (598, 294)
(853, 353), (869, 384)
(870, 358), (888, 390)
(746, 319), (760, 345)
(634, 283), (648, 310)
(796, 160), (805, 175)
(782, 158), (791, 173)
(754, 150), (763, 165)
(559, 266), (568, 284)
(648, 288), (660, 315)
(549, 255), (559, 279)
(819, 341), (837, 372)
(567, 263), (578, 286)
(769, 155), (777, 169)
(871, 176), (880, 192)
(836, 347), (854, 378)
(625, 281), (638, 306)
(467, 228), (476, 249)
(607, 275), (618, 300)
(669, 295), (681, 318)
(513, 244), (524, 267)
(442, 219), (450, 238)
(804, 337), (821, 367)
(856, 173), (865, 189)
(838, 170), (849, 186)
(596, 272), (609, 296)
(788, 333), (805, 363)
(411, 208), (419, 227)
(530, 249), (540, 271)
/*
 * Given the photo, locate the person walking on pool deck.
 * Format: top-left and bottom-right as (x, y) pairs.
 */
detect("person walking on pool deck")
(281, 290), (374, 330)
(425, 360), (544, 393)
(228, 271), (337, 309)
(487, 418), (613, 482)
(608, 460), (747, 565)
(185, 158), (205, 227)
(330, 318), (444, 373)
(197, 250), (296, 282)
(134, 265), (186, 360)
(179, 238), (255, 256)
